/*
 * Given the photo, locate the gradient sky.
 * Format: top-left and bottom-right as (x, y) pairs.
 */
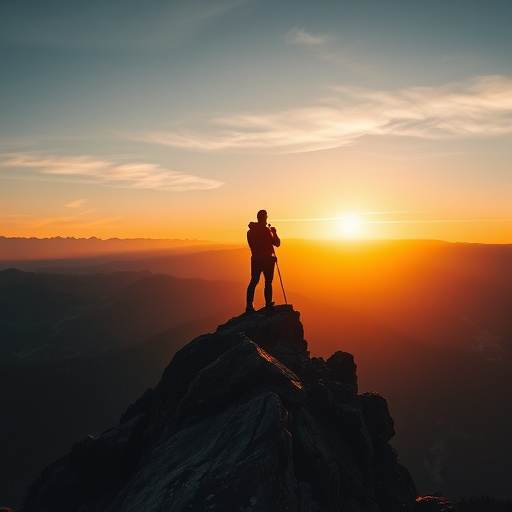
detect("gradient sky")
(1, 0), (511, 243)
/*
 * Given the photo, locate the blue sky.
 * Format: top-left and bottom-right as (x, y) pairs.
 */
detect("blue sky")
(1, 0), (511, 242)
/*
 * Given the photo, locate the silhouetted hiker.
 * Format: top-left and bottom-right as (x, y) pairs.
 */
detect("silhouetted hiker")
(246, 209), (280, 314)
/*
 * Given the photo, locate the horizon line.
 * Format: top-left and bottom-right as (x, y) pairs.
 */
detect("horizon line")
(0, 235), (510, 246)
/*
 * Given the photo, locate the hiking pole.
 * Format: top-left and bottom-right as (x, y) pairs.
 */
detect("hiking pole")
(269, 224), (288, 305)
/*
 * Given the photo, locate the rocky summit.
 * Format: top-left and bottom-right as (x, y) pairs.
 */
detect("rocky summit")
(20, 305), (418, 512)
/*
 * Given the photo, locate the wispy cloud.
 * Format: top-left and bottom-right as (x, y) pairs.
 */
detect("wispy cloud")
(273, 213), (510, 225)
(65, 199), (89, 209)
(273, 211), (431, 222)
(0, 154), (223, 191)
(139, 75), (512, 153)
(285, 27), (365, 68)
(365, 219), (511, 224)
(286, 28), (330, 46)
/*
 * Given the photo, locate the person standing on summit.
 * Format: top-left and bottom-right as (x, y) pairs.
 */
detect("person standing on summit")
(246, 210), (281, 314)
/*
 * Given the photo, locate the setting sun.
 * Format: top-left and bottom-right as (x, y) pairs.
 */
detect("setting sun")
(339, 214), (363, 238)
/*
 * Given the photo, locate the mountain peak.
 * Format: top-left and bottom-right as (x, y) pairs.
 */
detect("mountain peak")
(20, 305), (418, 512)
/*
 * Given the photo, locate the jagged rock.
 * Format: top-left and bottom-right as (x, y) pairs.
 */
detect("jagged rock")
(326, 351), (358, 394)
(20, 305), (417, 512)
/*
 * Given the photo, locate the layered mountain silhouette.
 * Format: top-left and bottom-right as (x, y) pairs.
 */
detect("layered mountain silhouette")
(19, 306), (421, 512)
(9, 239), (508, 358)
(0, 268), (244, 361)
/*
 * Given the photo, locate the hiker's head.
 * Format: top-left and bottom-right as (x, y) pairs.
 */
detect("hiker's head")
(257, 210), (268, 224)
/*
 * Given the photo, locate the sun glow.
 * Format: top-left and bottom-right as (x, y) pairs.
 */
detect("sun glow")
(339, 214), (363, 238)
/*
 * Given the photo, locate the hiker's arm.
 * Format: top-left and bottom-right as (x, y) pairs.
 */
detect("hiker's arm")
(270, 227), (280, 247)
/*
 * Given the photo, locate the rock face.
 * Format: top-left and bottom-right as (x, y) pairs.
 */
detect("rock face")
(20, 305), (417, 512)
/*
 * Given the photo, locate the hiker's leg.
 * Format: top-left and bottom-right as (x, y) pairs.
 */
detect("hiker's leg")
(263, 258), (276, 306)
(246, 259), (262, 307)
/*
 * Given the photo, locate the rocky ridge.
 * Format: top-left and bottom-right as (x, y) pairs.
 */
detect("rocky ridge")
(20, 305), (420, 512)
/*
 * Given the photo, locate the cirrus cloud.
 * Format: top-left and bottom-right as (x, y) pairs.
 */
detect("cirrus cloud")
(65, 199), (89, 209)
(286, 28), (331, 46)
(139, 75), (512, 154)
(0, 154), (223, 191)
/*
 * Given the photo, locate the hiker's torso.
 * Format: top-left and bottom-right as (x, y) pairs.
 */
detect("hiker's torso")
(247, 222), (275, 259)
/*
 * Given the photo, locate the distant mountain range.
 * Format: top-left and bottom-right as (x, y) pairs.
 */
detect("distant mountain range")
(5, 237), (508, 357)
(0, 268), (243, 361)
(0, 236), (237, 264)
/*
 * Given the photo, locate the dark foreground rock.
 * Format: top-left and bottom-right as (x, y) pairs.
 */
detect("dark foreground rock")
(20, 305), (418, 512)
